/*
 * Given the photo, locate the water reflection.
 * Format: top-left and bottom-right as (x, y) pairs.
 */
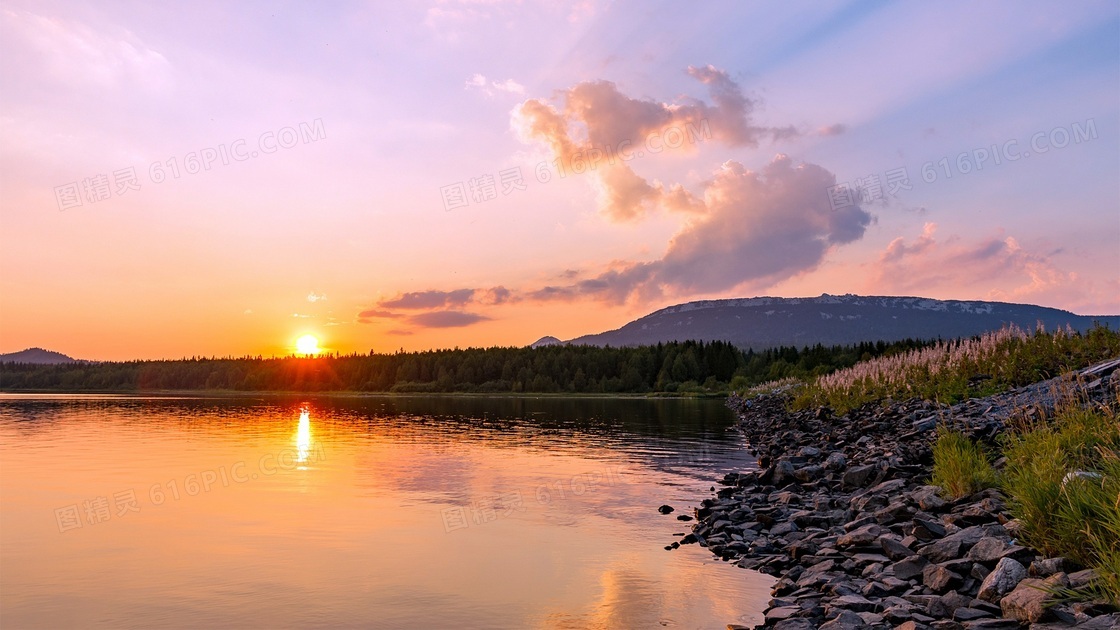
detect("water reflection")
(0, 395), (771, 629)
(295, 407), (312, 463)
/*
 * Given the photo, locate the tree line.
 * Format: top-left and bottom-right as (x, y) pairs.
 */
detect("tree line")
(0, 338), (934, 394)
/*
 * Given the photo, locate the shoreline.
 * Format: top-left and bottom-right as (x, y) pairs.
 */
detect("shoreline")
(0, 389), (727, 400)
(674, 360), (1120, 629)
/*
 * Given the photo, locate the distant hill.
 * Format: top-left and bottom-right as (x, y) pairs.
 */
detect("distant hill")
(565, 294), (1120, 350)
(529, 336), (563, 348)
(0, 348), (81, 364)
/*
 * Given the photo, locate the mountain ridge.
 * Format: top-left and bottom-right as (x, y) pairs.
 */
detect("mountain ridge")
(562, 294), (1120, 350)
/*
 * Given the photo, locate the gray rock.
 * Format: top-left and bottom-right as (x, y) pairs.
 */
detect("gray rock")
(976, 558), (1027, 603)
(881, 536), (914, 560)
(966, 537), (1009, 564)
(843, 465), (876, 488)
(893, 555), (930, 580)
(819, 609), (866, 629)
(1028, 556), (1080, 577)
(837, 523), (885, 547)
(773, 619), (818, 630)
(919, 526), (986, 563)
(823, 451), (847, 470)
(912, 517), (948, 540)
(832, 593), (876, 612)
(1067, 568), (1097, 590)
(794, 465), (823, 483)
(928, 591), (972, 617)
(773, 460), (797, 485)
(764, 606), (801, 622)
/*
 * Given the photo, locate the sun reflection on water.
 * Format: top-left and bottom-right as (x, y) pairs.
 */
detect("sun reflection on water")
(296, 407), (312, 464)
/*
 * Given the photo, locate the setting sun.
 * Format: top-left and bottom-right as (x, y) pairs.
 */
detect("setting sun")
(295, 334), (320, 355)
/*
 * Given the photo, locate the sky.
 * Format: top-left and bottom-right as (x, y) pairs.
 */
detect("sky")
(1, 0), (1118, 360)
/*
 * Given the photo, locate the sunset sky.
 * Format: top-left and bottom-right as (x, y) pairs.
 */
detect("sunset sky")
(1, 1), (1118, 360)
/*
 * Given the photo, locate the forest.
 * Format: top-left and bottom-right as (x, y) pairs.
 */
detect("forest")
(0, 339), (934, 394)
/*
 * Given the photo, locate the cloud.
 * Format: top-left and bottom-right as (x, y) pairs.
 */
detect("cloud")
(2, 9), (172, 93)
(358, 286), (514, 326)
(409, 310), (490, 328)
(817, 123), (848, 136)
(379, 289), (476, 309)
(525, 154), (872, 302)
(465, 73), (525, 96)
(866, 223), (1113, 311)
(512, 66), (803, 222)
(357, 309), (402, 322)
(307, 292), (326, 302)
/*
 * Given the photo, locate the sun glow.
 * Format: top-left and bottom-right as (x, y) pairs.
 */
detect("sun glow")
(295, 334), (320, 355)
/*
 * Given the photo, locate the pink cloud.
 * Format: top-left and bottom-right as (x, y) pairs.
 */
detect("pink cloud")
(866, 223), (1116, 312)
(512, 66), (802, 222)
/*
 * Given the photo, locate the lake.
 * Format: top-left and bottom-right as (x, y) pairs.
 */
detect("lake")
(0, 394), (772, 629)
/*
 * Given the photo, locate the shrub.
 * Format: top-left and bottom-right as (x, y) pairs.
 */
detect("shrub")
(1001, 407), (1120, 605)
(931, 427), (998, 499)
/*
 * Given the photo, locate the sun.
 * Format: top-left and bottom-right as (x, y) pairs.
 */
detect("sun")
(295, 334), (321, 356)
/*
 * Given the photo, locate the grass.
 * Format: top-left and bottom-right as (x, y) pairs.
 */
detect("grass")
(792, 324), (1120, 413)
(930, 427), (998, 499)
(929, 406), (1120, 605)
(999, 406), (1120, 605)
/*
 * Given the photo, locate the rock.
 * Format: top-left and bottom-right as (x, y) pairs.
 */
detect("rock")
(819, 609), (866, 629)
(1067, 568), (1097, 590)
(977, 558), (1027, 603)
(1028, 556), (1080, 577)
(772, 619), (817, 630)
(999, 574), (1067, 623)
(842, 465), (876, 488)
(764, 606), (801, 622)
(912, 517), (948, 541)
(952, 606), (992, 621)
(793, 464), (823, 483)
(773, 460), (797, 486)
(919, 526), (985, 563)
(823, 452), (847, 470)
(966, 537), (1010, 564)
(913, 486), (949, 511)
(657, 505), (674, 514)
(923, 563), (964, 593)
(893, 555), (930, 580)
(881, 536), (914, 560)
(838, 523), (886, 547)
(831, 594), (876, 612)
(676, 514), (693, 521)
(928, 592), (972, 617)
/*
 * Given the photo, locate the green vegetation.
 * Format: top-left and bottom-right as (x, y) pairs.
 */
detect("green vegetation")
(0, 338), (929, 394)
(792, 324), (1120, 413)
(930, 406), (1120, 605)
(930, 427), (998, 499)
(1000, 406), (1120, 604)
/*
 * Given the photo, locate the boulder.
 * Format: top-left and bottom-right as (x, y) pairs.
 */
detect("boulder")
(999, 573), (1067, 623)
(981, 556), (1025, 600)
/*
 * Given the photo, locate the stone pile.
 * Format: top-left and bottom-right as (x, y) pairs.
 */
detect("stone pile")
(668, 361), (1120, 629)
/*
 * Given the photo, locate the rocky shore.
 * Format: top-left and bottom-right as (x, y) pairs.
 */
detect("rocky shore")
(668, 360), (1120, 629)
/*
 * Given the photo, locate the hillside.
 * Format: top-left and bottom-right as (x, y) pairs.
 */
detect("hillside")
(565, 294), (1120, 349)
(0, 348), (81, 364)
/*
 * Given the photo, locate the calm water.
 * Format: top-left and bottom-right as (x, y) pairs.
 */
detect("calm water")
(0, 394), (772, 629)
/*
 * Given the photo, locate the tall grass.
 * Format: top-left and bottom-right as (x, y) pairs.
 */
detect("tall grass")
(1001, 407), (1120, 605)
(794, 324), (1120, 413)
(931, 427), (998, 499)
